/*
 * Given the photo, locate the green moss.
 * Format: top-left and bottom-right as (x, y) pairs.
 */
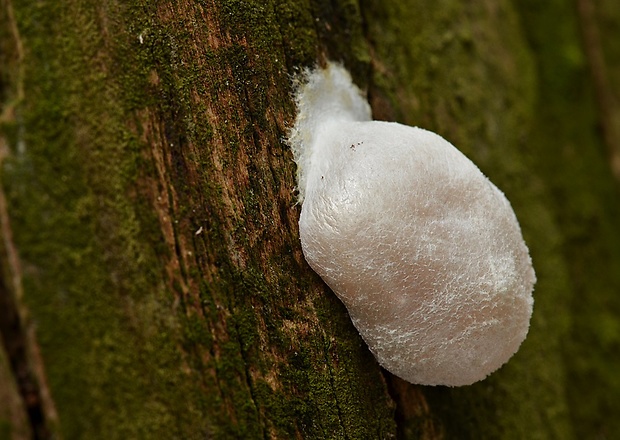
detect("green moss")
(3, 1), (219, 437)
(274, 0), (318, 69)
(516, 1), (620, 437)
(0, 422), (9, 440)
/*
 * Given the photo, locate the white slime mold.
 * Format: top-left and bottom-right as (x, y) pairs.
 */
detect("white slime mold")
(287, 62), (535, 386)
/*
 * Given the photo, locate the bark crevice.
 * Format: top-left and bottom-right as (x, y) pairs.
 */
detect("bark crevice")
(0, 0), (58, 437)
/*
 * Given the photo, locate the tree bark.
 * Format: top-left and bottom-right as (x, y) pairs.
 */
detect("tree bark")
(0, 0), (619, 439)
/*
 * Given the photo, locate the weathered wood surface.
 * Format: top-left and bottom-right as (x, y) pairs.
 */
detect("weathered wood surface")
(1, 0), (619, 438)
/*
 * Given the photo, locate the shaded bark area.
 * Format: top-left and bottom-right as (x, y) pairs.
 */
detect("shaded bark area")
(0, 272), (47, 439)
(0, 1), (57, 438)
(516, 1), (620, 437)
(577, 0), (620, 180)
(0, 340), (31, 440)
(0, 0), (619, 439)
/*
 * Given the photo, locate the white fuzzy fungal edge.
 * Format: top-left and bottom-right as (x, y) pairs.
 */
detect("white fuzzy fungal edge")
(287, 63), (371, 201)
(287, 61), (536, 386)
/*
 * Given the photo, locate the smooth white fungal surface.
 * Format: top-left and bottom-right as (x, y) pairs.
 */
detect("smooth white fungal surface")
(288, 62), (535, 386)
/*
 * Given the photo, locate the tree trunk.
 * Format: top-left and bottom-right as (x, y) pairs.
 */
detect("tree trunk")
(1, 0), (619, 439)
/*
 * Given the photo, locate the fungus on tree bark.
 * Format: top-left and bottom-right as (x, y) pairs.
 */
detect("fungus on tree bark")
(287, 62), (535, 386)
